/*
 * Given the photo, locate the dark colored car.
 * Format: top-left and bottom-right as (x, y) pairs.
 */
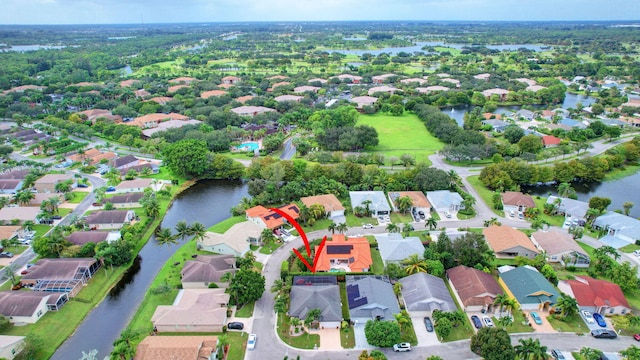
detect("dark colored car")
(591, 329), (617, 339)
(51, 215), (62, 220)
(227, 322), (244, 330)
(471, 315), (482, 329)
(424, 317), (434, 332)
(106, 186), (116, 192)
(0, 252), (14, 258)
(633, 334), (640, 341)
(77, 183), (89, 188)
(593, 313), (607, 328)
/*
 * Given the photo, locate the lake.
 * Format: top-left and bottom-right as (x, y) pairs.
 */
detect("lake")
(326, 41), (549, 56)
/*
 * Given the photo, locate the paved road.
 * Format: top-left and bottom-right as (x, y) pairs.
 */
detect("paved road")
(280, 137), (296, 160)
(58, 173), (106, 227)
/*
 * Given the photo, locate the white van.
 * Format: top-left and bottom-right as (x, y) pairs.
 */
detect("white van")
(633, 250), (640, 257)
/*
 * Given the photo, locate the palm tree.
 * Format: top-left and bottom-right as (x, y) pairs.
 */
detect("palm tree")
(327, 222), (337, 234)
(361, 200), (372, 217)
(155, 227), (178, 261)
(495, 316), (513, 329)
(394, 196), (413, 215)
(555, 295), (578, 318)
(47, 196), (60, 214)
(586, 207), (603, 226)
(493, 293), (509, 315)
(402, 254), (427, 275)
(14, 190), (35, 206)
(394, 310), (411, 335)
(623, 201), (634, 216)
(446, 170), (460, 188)
(386, 223), (400, 233)
(297, 203), (312, 224)
(514, 338), (547, 360)
(425, 217), (437, 230)
(0, 196), (9, 209)
(309, 203), (326, 223)
(402, 222), (414, 236)
(557, 182), (576, 199)
(336, 222), (348, 234)
(190, 222), (206, 243)
(579, 347), (603, 360)
(175, 220), (191, 241)
(143, 197), (160, 219)
(483, 217), (500, 227)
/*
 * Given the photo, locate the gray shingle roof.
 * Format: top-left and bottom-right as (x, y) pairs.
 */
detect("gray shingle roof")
(86, 210), (131, 225)
(546, 196), (589, 219)
(399, 272), (457, 312)
(289, 285), (342, 322)
(375, 233), (424, 263)
(427, 190), (463, 209)
(593, 211), (640, 241)
(349, 191), (391, 213)
(347, 275), (400, 320)
(181, 255), (236, 283)
(0, 291), (66, 317)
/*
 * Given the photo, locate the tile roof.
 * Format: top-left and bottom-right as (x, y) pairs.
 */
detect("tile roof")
(387, 191), (430, 209)
(368, 85), (398, 95)
(501, 191), (536, 208)
(482, 88), (510, 96)
(142, 119), (201, 137)
(483, 225), (539, 254)
(0, 226), (21, 240)
(350, 96), (378, 108)
(0, 291), (66, 317)
(200, 221), (261, 254)
(375, 233), (424, 263)
(108, 192), (144, 204)
(289, 285), (342, 322)
(22, 258), (98, 281)
(135, 335), (217, 360)
(347, 275), (400, 320)
(399, 272), (457, 312)
(167, 85), (188, 93)
(67, 231), (110, 245)
(151, 289), (229, 328)
(400, 78), (428, 85)
(149, 96), (173, 105)
(115, 178), (153, 190)
(235, 95), (254, 104)
(230, 106), (276, 116)
(499, 266), (559, 305)
(181, 255), (236, 283)
(274, 95), (303, 102)
(531, 230), (587, 258)
(86, 210), (131, 225)
(446, 265), (503, 307)
(0, 207), (40, 222)
(315, 235), (372, 272)
(245, 204), (300, 229)
(294, 85), (321, 93)
(561, 276), (630, 309)
(542, 135), (562, 146)
(168, 77), (197, 84)
(200, 90), (228, 99)
(300, 194), (345, 213)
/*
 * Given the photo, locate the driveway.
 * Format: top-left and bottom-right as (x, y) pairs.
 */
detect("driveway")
(315, 328), (342, 350)
(409, 315), (440, 346)
(353, 321), (375, 350)
(524, 311), (556, 333)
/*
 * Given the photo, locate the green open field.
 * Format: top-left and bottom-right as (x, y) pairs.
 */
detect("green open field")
(356, 113), (444, 166)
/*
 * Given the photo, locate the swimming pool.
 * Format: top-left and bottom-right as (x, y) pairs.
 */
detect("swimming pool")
(235, 141), (259, 152)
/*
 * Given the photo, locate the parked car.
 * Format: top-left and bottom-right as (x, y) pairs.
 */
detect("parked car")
(106, 186), (116, 192)
(51, 215), (62, 220)
(633, 334), (640, 341)
(471, 315), (482, 329)
(551, 349), (566, 360)
(591, 329), (617, 339)
(592, 313), (607, 328)
(20, 269), (29, 275)
(0, 252), (14, 258)
(530, 312), (543, 325)
(509, 210), (515, 217)
(77, 183), (88, 188)
(393, 343), (412, 352)
(444, 210), (452, 218)
(582, 310), (595, 323)
(482, 316), (494, 327)
(418, 211), (425, 219)
(362, 224), (373, 229)
(424, 317), (434, 332)
(518, 212), (524, 219)
(634, 250), (640, 257)
(227, 322), (244, 330)
(247, 334), (257, 350)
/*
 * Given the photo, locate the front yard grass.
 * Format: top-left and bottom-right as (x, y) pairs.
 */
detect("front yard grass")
(345, 213), (377, 227)
(277, 313), (320, 349)
(235, 301), (255, 318)
(619, 243), (640, 253)
(340, 326), (356, 348)
(547, 313), (589, 333)
(390, 212), (413, 224)
(207, 215), (245, 233)
(370, 248), (384, 275)
(302, 218), (332, 232)
(67, 191), (89, 203)
(442, 321), (475, 342)
(467, 175), (504, 217)
(258, 241), (282, 254)
(610, 314), (640, 336)
(532, 196), (565, 227)
(400, 323), (418, 346)
(356, 113), (444, 166)
(502, 311), (534, 333)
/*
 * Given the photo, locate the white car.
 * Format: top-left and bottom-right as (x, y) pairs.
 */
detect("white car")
(362, 223), (373, 229)
(393, 343), (411, 352)
(581, 310), (595, 323)
(482, 316), (494, 327)
(247, 333), (257, 350)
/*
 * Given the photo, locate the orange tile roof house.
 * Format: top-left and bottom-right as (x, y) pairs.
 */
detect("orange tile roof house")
(558, 276), (631, 316)
(200, 90), (228, 99)
(245, 204), (300, 229)
(315, 234), (372, 273)
(368, 85), (398, 96)
(221, 75), (241, 84)
(387, 191), (431, 215)
(400, 78), (428, 85)
(274, 95), (303, 103)
(269, 81), (291, 91)
(300, 194), (345, 219)
(135, 335), (218, 360)
(502, 191), (536, 214)
(34, 173), (75, 193)
(119, 79), (140, 88)
(67, 148), (116, 165)
(129, 113), (189, 129)
(350, 96), (378, 109)
(235, 95), (254, 104)
(446, 265), (503, 312)
(76, 109), (122, 123)
(168, 77), (197, 85)
(372, 73), (397, 84)
(230, 105), (276, 117)
(530, 230), (590, 268)
(483, 225), (539, 259)
(181, 255), (236, 289)
(167, 84), (188, 93)
(482, 88), (510, 101)
(151, 289), (229, 333)
(149, 96), (173, 105)
(334, 74), (362, 84)
(135, 89), (151, 98)
(0, 226), (21, 241)
(542, 135), (562, 148)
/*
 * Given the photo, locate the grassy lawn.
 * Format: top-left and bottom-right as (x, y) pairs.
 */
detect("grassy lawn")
(67, 191), (89, 203)
(400, 324), (418, 346)
(610, 314), (640, 336)
(370, 248), (384, 275)
(2, 266), (128, 359)
(276, 314), (321, 349)
(502, 312), (534, 333)
(302, 218), (333, 232)
(532, 196), (565, 227)
(339, 283), (350, 319)
(235, 302), (255, 318)
(258, 241), (283, 254)
(345, 213), (377, 227)
(619, 243), (640, 253)
(207, 215), (245, 233)
(30, 224), (52, 237)
(467, 175), (503, 217)
(622, 288), (640, 311)
(340, 326), (356, 348)
(442, 322), (475, 342)
(390, 212), (413, 224)
(356, 113), (444, 166)
(603, 163), (640, 181)
(547, 313), (590, 334)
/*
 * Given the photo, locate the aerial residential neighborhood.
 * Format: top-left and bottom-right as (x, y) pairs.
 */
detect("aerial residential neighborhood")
(0, 8), (639, 360)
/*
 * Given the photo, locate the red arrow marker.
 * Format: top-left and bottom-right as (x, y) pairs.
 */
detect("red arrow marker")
(270, 208), (327, 273)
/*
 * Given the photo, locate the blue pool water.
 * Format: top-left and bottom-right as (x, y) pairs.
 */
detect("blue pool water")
(235, 142), (259, 151)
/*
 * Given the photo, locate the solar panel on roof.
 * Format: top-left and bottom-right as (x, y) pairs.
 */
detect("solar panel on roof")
(349, 297), (368, 309)
(327, 245), (353, 254)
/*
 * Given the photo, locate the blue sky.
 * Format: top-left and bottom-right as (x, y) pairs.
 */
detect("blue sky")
(0, 0), (638, 24)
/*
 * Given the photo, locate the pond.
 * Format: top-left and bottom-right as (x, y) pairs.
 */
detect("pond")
(326, 41), (549, 56)
(521, 171), (640, 218)
(50, 180), (249, 360)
